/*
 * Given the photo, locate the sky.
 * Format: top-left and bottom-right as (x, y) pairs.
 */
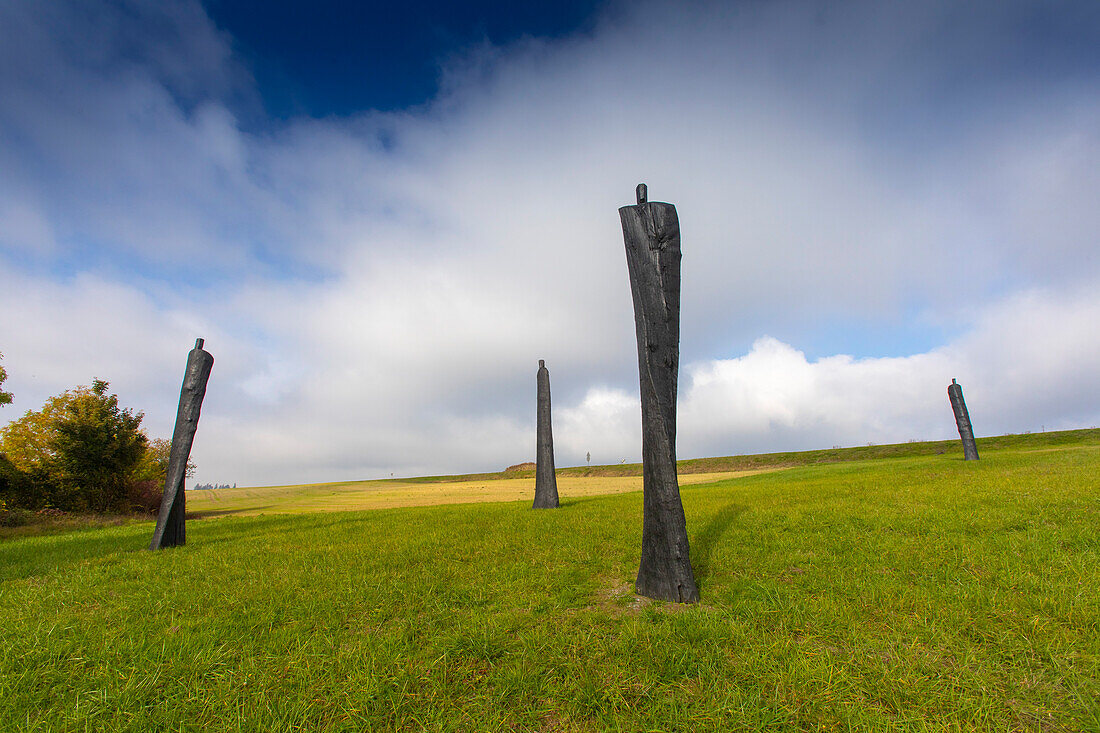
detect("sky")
(0, 0), (1098, 487)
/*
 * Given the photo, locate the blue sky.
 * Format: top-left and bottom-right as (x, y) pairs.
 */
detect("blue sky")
(205, 0), (604, 117)
(1, 0), (1098, 486)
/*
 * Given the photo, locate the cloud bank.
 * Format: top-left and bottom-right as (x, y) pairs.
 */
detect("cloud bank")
(560, 286), (1100, 464)
(1, 0), (1097, 485)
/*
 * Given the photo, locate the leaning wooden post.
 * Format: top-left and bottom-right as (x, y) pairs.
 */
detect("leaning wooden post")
(533, 359), (560, 508)
(620, 183), (699, 603)
(150, 338), (214, 549)
(947, 378), (979, 461)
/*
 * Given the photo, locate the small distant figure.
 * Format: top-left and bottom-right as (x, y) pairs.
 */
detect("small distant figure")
(586, 451), (591, 465)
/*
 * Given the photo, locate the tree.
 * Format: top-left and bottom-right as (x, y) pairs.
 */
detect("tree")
(0, 380), (148, 512)
(0, 351), (12, 406)
(1, 386), (70, 508)
(0, 453), (31, 511)
(133, 437), (195, 484)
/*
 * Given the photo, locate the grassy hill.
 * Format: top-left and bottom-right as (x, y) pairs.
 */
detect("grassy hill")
(1, 431), (1098, 730)
(367, 427), (1100, 482)
(178, 429), (1100, 519)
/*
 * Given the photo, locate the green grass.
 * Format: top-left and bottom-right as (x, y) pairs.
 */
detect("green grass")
(1, 438), (1098, 731)
(374, 428), (1100, 481)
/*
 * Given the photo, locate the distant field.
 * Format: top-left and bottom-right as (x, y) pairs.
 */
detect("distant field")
(456, 428), (1100, 480)
(187, 471), (771, 517)
(189, 428), (1100, 518)
(2, 430), (1098, 730)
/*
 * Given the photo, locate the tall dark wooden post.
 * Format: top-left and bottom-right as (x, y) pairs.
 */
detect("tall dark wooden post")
(533, 359), (560, 508)
(948, 378), (979, 461)
(620, 183), (699, 603)
(150, 338), (214, 549)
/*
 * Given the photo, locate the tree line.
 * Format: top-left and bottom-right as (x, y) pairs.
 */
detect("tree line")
(0, 352), (191, 516)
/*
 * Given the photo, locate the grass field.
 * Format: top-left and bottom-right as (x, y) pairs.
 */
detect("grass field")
(2, 432), (1098, 731)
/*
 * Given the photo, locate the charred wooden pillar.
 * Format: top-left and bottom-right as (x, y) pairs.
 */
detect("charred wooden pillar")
(948, 378), (979, 461)
(533, 359), (560, 508)
(620, 184), (699, 603)
(150, 338), (214, 549)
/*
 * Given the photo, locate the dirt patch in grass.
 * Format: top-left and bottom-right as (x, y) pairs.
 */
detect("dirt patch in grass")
(586, 577), (705, 617)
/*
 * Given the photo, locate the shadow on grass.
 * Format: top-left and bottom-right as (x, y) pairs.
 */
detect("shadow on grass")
(187, 505), (275, 520)
(0, 526), (152, 582)
(691, 502), (748, 586)
(189, 510), (380, 541)
(556, 495), (626, 510)
(1, 510), (381, 583)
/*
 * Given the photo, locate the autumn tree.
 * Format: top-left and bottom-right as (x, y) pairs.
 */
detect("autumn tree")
(0, 351), (12, 407)
(127, 437), (196, 514)
(0, 353), (16, 510)
(134, 438), (178, 484)
(0, 380), (148, 512)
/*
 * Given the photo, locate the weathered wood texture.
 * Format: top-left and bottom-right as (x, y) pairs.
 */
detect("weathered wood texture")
(948, 378), (979, 461)
(620, 184), (699, 603)
(150, 339), (214, 549)
(533, 359), (560, 508)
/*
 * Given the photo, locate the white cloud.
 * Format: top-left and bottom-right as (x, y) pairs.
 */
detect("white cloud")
(559, 286), (1100, 466)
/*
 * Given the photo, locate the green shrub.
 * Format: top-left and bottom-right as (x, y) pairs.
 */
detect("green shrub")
(0, 380), (147, 512)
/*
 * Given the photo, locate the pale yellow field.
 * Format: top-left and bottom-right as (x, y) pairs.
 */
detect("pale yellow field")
(186, 470), (775, 518)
